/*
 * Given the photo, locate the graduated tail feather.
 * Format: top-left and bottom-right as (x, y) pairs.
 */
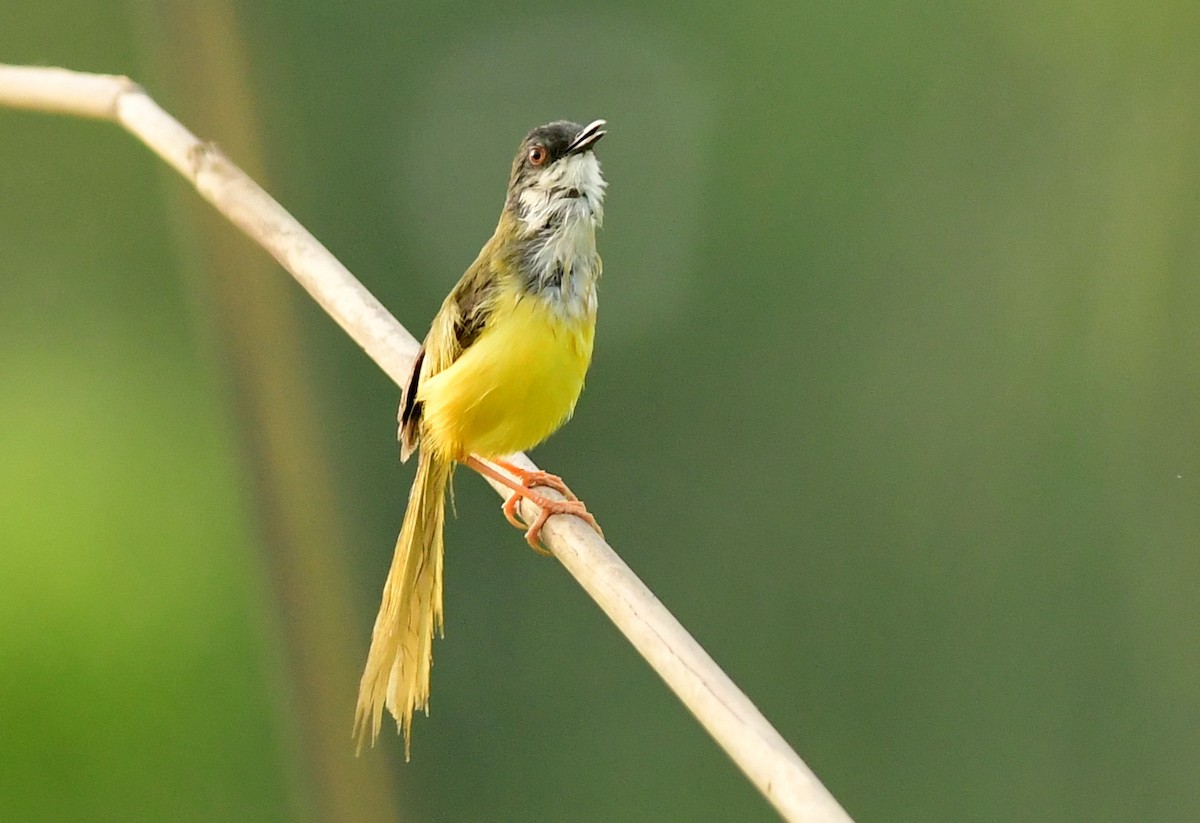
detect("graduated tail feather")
(354, 452), (452, 758)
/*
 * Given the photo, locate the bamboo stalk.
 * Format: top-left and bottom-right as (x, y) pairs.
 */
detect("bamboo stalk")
(0, 63), (854, 823)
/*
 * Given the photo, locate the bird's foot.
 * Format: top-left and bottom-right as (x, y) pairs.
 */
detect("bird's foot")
(465, 456), (603, 554)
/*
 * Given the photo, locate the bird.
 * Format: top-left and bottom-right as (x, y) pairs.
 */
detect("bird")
(355, 119), (608, 756)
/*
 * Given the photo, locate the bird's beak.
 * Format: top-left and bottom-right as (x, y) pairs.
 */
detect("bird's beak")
(566, 119), (607, 155)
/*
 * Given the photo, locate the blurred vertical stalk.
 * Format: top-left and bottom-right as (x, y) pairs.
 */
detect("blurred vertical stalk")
(136, 3), (403, 820)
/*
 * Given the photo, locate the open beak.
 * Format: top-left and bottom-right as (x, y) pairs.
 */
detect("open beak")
(565, 119), (607, 155)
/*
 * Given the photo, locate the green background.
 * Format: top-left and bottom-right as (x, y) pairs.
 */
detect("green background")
(3, 1), (1199, 821)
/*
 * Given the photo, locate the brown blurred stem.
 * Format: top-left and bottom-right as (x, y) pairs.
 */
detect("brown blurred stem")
(0, 62), (855, 823)
(134, 8), (405, 823)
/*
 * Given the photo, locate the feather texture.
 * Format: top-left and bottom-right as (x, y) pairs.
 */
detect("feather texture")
(354, 452), (452, 757)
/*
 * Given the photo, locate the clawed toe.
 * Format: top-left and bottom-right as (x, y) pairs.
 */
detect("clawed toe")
(467, 455), (602, 554)
(520, 471), (578, 502)
(501, 491), (526, 530)
(494, 460), (579, 502)
(518, 495), (601, 552)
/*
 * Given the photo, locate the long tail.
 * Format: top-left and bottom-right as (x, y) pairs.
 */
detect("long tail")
(354, 451), (452, 758)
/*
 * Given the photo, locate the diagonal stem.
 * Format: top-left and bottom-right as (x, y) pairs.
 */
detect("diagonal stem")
(0, 63), (855, 823)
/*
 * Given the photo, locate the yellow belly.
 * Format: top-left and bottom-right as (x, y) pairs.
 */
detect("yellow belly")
(417, 295), (595, 461)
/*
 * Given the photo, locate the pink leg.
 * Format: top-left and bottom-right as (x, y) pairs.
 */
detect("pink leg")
(491, 458), (579, 502)
(464, 455), (603, 553)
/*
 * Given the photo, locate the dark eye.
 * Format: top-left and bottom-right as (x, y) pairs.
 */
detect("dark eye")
(528, 145), (548, 166)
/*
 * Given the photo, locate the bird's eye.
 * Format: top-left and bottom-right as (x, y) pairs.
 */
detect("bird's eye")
(528, 145), (548, 166)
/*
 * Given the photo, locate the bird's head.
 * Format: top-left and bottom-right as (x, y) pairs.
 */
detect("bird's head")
(505, 119), (607, 235)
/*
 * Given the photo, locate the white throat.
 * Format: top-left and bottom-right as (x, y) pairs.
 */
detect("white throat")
(516, 152), (606, 319)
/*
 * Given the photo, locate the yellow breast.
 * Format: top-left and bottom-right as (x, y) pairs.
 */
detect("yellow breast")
(416, 293), (595, 462)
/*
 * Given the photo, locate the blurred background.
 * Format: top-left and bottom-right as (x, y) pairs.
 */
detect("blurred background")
(2, 1), (1199, 821)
